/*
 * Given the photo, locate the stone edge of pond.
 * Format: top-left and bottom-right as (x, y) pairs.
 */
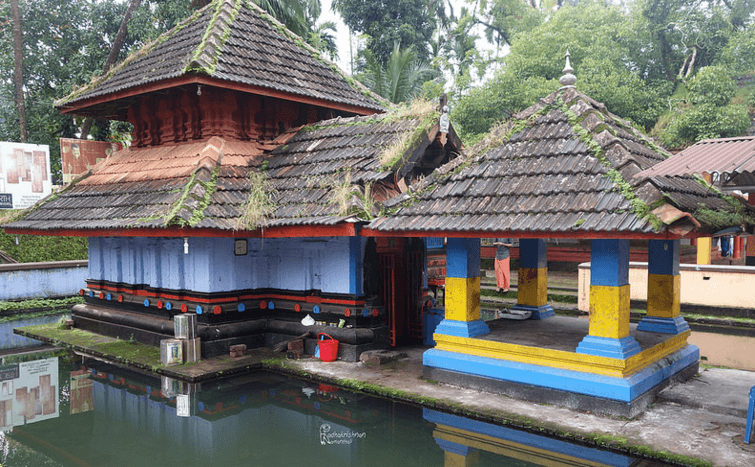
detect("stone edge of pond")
(12, 324), (270, 383)
(260, 357), (714, 467)
(13, 323), (712, 467)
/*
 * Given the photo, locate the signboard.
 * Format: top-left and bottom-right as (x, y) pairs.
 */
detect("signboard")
(0, 142), (52, 209)
(0, 357), (59, 431)
(60, 138), (121, 184)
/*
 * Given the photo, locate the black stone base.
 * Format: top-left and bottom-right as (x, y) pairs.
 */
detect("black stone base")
(72, 304), (388, 361)
(424, 361), (699, 418)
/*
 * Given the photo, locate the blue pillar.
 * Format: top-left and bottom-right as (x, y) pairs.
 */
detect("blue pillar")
(576, 239), (641, 359)
(637, 240), (689, 334)
(512, 239), (554, 319)
(434, 238), (490, 338)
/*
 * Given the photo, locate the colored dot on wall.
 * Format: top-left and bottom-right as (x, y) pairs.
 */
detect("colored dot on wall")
(165, 302), (172, 311)
(157, 301), (163, 309)
(106, 293), (111, 301)
(362, 308), (369, 317)
(294, 303), (301, 312)
(213, 305), (222, 315)
(313, 305), (320, 314)
(267, 302), (274, 310)
(98, 292), (104, 300)
(238, 303), (246, 312)
(259, 300), (267, 309)
(372, 308), (379, 317)
(118, 295), (123, 303)
(89, 290), (94, 298)
(196, 305), (203, 315)
(79, 289), (84, 296)
(181, 304), (188, 313)
(143, 299), (150, 307)
(344, 309), (351, 317)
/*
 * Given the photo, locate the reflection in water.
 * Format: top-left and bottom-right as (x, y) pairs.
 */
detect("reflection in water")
(0, 351), (665, 466)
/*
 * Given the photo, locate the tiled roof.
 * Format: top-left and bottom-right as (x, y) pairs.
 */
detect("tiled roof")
(368, 87), (750, 236)
(5, 137), (265, 231)
(264, 106), (453, 227)
(56, 0), (383, 113)
(5, 106), (453, 233)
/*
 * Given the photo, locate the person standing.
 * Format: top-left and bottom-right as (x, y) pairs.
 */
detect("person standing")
(493, 238), (514, 293)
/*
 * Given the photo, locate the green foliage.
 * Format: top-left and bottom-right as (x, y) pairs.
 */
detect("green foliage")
(718, 27), (755, 75)
(654, 102), (750, 148)
(452, 1), (673, 136)
(687, 66), (738, 107)
(452, 73), (555, 139)
(0, 297), (83, 314)
(361, 42), (436, 104)
(0, 229), (87, 262)
(333, 0), (435, 65)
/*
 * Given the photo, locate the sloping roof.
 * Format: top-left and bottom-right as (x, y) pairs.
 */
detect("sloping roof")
(367, 87), (748, 237)
(5, 137), (263, 232)
(4, 105), (454, 234)
(263, 104), (455, 227)
(636, 136), (755, 189)
(56, 0), (383, 115)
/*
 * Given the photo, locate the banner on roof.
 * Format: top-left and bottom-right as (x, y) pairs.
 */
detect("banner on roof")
(0, 142), (52, 209)
(60, 138), (121, 184)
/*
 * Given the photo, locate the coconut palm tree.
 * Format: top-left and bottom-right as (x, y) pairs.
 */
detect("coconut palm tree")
(362, 42), (436, 104)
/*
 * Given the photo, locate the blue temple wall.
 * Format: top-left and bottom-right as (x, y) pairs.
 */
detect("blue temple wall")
(88, 236), (365, 295)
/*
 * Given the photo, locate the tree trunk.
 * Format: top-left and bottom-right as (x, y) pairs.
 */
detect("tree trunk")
(80, 0), (142, 140)
(11, 0), (27, 143)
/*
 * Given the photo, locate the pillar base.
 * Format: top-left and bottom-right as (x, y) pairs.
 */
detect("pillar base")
(435, 438), (477, 456)
(511, 304), (555, 320)
(576, 335), (641, 359)
(637, 316), (690, 334)
(434, 319), (490, 338)
(423, 345), (699, 418)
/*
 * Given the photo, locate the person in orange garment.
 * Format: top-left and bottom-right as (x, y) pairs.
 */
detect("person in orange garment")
(493, 238), (514, 293)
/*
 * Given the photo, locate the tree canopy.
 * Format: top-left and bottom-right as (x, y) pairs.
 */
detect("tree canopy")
(451, 0), (755, 147)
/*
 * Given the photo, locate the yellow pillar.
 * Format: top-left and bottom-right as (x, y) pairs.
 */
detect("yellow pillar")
(444, 451), (480, 467)
(696, 237), (711, 265)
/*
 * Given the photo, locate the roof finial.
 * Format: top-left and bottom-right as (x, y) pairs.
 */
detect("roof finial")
(560, 49), (576, 88)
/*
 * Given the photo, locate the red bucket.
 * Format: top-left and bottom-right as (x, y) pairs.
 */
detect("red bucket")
(318, 333), (339, 362)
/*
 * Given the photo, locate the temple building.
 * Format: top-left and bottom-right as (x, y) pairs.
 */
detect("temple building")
(3, 0), (461, 360)
(4, 1), (753, 415)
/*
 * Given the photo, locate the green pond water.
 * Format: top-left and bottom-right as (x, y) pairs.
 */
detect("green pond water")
(0, 349), (668, 466)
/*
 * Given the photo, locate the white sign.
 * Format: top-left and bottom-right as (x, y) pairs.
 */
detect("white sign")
(0, 357), (59, 431)
(0, 142), (52, 209)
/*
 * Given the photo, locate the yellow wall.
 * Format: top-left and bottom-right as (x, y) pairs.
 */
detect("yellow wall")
(578, 262), (755, 311)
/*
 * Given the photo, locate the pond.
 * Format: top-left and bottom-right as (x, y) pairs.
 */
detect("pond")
(0, 349), (670, 466)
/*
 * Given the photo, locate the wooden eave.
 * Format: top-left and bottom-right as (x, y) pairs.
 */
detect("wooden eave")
(4, 223), (359, 239)
(358, 227), (691, 240)
(57, 75), (382, 119)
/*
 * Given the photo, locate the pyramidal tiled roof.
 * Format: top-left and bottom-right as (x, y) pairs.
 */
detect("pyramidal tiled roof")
(367, 87), (752, 237)
(55, 0), (383, 113)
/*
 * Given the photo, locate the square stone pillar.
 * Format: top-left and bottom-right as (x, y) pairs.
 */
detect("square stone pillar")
(637, 239), (689, 334)
(576, 239), (640, 359)
(512, 239), (554, 319)
(434, 238), (490, 338)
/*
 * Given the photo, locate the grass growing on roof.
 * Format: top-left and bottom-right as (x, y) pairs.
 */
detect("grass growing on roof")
(236, 168), (277, 230)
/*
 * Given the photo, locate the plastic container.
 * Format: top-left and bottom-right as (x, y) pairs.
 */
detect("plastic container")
(318, 333), (339, 362)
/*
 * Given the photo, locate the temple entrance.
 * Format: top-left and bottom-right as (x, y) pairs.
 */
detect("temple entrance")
(376, 238), (425, 347)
